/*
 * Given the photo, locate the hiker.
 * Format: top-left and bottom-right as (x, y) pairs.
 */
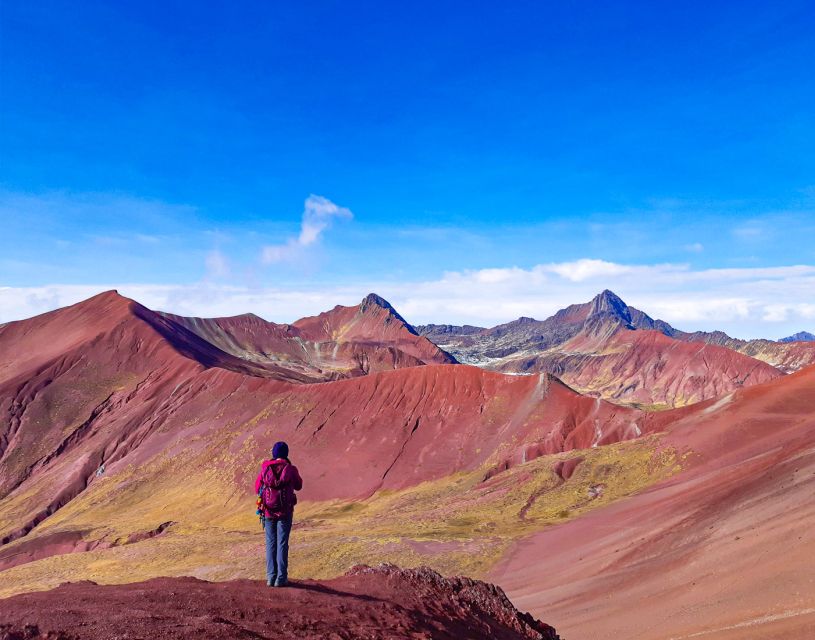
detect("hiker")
(255, 441), (303, 587)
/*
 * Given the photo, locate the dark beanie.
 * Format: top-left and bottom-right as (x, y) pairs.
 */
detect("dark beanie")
(272, 441), (289, 460)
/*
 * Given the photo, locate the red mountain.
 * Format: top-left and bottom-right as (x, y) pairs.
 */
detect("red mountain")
(1, 289), (452, 385)
(291, 292), (456, 374)
(419, 290), (783, 407)
(161, 292), (455, 380)
(2, 290), (814, 640)
(491, 362), (815, 640)
(0, 290), (647, 549)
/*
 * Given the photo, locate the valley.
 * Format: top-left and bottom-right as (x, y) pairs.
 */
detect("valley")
(1, 290), (814, 639)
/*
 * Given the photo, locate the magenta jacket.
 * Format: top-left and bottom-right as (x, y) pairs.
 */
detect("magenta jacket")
(255, 458), (303, 518)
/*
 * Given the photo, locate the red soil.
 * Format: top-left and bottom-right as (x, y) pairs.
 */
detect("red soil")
(491, 364), (815, 640)
(0, 564), (559, 640)
(0, 290), (658, 548)
(4, 290), (814, 639)
(269, 366), (652, 500)
(536, 326), (784, 406)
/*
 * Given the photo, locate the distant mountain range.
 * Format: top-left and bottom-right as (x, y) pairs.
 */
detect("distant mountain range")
(418, 289), (815, 359)
(418, 290), (815, 406)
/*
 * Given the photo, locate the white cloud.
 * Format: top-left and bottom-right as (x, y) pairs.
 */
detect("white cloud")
(543, 258), (636, 282)
(684, 242), (704, 253)
(761, 303), (815, 323)
(2, 259), (815, 339)
(261, 195), (353, 264)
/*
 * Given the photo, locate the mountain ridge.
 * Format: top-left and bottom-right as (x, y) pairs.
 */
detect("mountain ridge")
(780, 330), (815, 342)
(419, 290), (788, 406)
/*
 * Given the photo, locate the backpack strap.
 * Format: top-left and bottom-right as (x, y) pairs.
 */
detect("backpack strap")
(262, 461), (286, 487)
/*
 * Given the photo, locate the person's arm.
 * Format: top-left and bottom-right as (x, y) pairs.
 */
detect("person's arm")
(254, 464), (264, 494)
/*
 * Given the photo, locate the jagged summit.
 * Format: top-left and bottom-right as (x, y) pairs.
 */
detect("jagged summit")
(589, 289), (629, 316)
(360, 292), (393, 310)
(357, 292), (416, 333)
(586, 289), (633, 328)
(780, 331), (815, 343)
(292, 293), (455, 366)
(419, 289), (787, 406)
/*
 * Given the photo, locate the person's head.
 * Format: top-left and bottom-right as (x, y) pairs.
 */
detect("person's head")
(271, 441), (289, 460)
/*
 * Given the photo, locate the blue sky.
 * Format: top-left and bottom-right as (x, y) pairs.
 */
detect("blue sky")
(1, 1), (814, 337)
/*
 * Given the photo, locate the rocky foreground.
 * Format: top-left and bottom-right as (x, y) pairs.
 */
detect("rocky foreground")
(0, 564), (560, 640)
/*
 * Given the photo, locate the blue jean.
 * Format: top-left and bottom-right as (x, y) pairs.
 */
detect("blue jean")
(264, 515), (292, 584)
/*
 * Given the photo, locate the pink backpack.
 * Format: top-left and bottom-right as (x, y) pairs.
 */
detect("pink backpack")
(260, 463), (289, 513)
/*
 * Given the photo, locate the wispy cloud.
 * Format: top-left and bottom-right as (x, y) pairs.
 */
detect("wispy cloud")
(732, 220), (765, 240)
(261, 195), (353, 264)
(205, 249), (230, 278)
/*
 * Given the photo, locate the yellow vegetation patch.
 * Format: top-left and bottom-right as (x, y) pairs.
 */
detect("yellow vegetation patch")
(0, 436), (677, 598)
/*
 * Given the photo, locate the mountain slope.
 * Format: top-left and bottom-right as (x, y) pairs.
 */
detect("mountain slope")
(0, 290), (457, 546)
(492, 362), (815, 640)
(650, 321), (815, 373)
(162, 292), (455, 379)
(419, 290), (782, 407)
(2, 291), (813, 640)
(0, 358), (650, 552)
(292, 293), (456, 372)
(511, 326), (781, 407)
(0, 290), (657, 571)
(418, 290), (632, 364)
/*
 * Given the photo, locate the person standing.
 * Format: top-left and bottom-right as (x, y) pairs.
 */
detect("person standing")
(255, 441), (303, 587)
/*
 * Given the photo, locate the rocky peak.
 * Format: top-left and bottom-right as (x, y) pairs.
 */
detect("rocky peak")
(358, 293), (418, 335)
(360, 292), (394, 311)
(780, 331), (815, 343)
(588, 290), (632, 323)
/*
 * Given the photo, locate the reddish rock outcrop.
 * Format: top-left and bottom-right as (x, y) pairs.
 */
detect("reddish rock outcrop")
(0, 565), (559, 640)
